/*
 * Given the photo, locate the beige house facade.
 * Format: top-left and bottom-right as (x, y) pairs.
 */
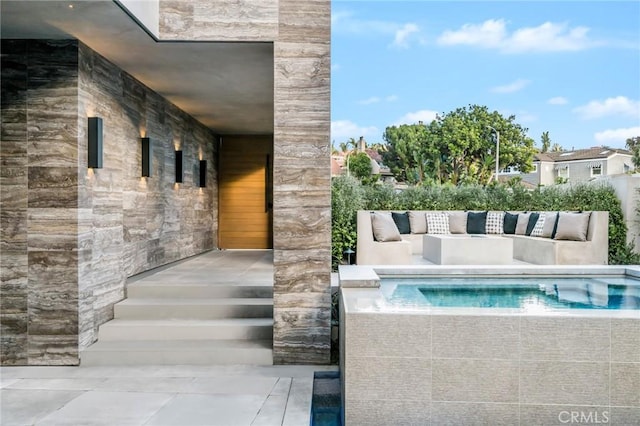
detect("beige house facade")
(1, 0), (331, 365)
(519, 147), (633, 187)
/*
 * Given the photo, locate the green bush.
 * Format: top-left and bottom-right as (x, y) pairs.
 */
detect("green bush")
(331, 176), (365, 268)
(331, 180), (637, 268)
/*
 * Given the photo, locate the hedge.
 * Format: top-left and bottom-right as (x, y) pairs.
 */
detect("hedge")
(331, 176), (639, 269)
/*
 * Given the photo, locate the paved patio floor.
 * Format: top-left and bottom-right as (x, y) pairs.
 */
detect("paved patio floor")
(0, 364), (337, 425)
(1, 250), (337, 425)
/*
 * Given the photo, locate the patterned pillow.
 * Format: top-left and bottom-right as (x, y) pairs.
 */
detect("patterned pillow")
(426, 212), (450, 234)
(486, 211), (505, 234)
(530, 213), (546, 237)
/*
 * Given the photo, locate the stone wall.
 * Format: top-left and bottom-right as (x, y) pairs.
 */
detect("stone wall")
(272, 0), (332, 364)
(1, 40), (80, 365)
(0, 40), (217, 365)
(159, 0), (278, 41)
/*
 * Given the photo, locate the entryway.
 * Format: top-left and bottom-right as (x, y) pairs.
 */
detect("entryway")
(218, 135), (273, 249)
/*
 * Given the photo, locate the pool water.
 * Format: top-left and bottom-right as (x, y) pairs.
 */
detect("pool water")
(381, 277), (640, 310)
(310, 371), (341, 426)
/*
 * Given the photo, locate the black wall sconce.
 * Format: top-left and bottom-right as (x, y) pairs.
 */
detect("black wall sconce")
(88, 117), (103, 168)
(199, 160), (207, 187)
(141, 137), (152, 177)
(175, 150), (183, 183)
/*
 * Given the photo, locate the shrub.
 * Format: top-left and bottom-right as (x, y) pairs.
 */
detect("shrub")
(331, 180), (637, 268)
(331, 176), (365, 268)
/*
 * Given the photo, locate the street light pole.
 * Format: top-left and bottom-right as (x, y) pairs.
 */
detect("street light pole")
(487, 126), (500, 182)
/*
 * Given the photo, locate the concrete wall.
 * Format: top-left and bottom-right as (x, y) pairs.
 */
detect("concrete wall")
(602, 174), (640, 252)
(0, 40), (217, 365)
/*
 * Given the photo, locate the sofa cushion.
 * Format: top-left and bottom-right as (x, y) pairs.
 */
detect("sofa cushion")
(530, 213), (546, 237)
(486, 211), (505, 234)
(371, 212), (402, 242)
(448, 211), (468, 234)
(426, 212), (450, 234)
(503, 212), (519, 234)
(392, 212), (411, 234)
(541, 211), (559, 238)
(515, 212), (531, 235)
(408, 211), (427, 234)
(467, 211), (487, 234)
(526, 212), (540, 236)
(554, 212), (591, 241)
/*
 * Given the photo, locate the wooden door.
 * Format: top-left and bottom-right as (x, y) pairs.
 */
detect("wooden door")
(218, 135), (273, 249)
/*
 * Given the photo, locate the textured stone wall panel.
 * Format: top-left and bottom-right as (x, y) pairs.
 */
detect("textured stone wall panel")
(0, 40), (29, 365)
(160, 0), (278, 41)
(273, 249), (331, 293)
(273, 207), (330, 251)
(27, 167), (78, 208)
(273, 0), (331, 364)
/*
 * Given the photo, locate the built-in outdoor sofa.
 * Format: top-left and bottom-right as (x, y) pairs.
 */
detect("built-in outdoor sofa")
(356, 210), (609, 265)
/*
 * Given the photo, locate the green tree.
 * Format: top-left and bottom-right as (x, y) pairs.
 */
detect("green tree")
(382, 105), (536, 185)
(551, 143), (564, 152)
(625, 136), (640, 170)
(348, 152), (373, 180)
(541, 131), (551, 153)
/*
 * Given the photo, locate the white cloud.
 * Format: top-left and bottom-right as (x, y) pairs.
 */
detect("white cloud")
(594, 126), (640, 144)
(573, 96), (640, 119)
(438, 19), (506, 49)
(437, 19), (600, 53)
(331, 63), (341, 72)
(331, 120), (379, 143)
(357, 95), (398, 105)
(394, 110), (439, 126)
(490, 79), (530, 94)
(548, 96), (569, 105)
(358, 96), (380, 105)
(332, 10), (422, 48)
(392, 23), (420, 49)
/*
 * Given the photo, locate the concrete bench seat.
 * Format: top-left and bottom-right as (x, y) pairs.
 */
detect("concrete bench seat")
(356, 210), (609, 265)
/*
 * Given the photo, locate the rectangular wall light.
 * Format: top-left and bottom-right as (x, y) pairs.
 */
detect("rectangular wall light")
(141, 137), (152, 177)
(88, 117), (103, 168)
(175, 150), (183, 183)
(199, 160), (207, 187)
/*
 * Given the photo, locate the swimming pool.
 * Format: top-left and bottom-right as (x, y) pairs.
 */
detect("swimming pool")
(339, 265), (640, 425)
(382, 277), (640, 310)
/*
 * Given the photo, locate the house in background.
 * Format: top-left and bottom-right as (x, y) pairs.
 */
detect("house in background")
(519, 147), (634, 186)
(331, 137), (394, 182)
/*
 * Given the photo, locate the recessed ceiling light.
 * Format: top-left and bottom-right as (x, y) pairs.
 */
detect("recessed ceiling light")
(68, 4), (74, 8)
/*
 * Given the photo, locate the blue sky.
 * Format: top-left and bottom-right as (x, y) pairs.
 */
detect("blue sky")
(331, 1), (640, 151)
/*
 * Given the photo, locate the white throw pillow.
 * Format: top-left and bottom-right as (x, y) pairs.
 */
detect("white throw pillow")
(426, 212), (450, 234)
(486, 211), (505, 234)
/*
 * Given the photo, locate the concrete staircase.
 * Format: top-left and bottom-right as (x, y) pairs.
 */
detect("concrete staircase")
(80, 279), (274, 366)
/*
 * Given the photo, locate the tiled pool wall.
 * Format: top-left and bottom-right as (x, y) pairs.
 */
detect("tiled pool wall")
(339, 265), (640, 426)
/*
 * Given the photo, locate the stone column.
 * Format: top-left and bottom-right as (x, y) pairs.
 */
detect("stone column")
(273, 0), (331, 364)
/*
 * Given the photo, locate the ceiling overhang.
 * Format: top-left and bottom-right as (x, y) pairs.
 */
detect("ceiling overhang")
(0, 0), (274, 135)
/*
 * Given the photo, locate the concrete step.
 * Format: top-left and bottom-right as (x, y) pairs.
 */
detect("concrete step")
(126, 282), (273, 299)
(80, 339), (273, 366)
(97, 318), (273, 341)
(114, 298), (273, 320)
